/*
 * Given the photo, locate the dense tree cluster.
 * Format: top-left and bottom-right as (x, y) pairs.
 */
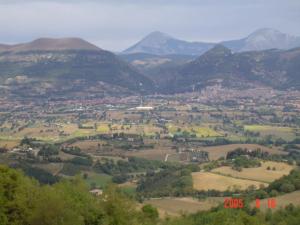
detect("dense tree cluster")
(267, 170), (300, 194)
(137, 166), (198, 197)
(93, 157), (174, 176)
(0, 165), (156, 225)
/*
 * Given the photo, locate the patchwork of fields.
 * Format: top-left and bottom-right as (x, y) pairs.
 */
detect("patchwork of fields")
(212, 161), (294, 183)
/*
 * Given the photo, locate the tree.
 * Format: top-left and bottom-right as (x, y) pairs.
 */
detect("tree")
(142, 204), (159, 220)
(280, 183), (296, 193)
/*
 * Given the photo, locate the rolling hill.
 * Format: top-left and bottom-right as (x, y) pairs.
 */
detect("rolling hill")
(0, 38), (154, 97)
(152, 45), (300, 93)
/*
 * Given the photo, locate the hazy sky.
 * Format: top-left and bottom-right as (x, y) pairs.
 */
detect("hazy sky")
(0, 0), (299, 51)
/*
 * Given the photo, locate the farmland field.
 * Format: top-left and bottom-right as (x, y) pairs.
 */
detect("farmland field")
(125, 148), (176, 161)
(212, 161), (294, 183)
(84, 172), (112, 189)
(244, 125), (296, 140)
(167, 124), (222, 138)
(0, 140), (19, 149)
(201, 144), (286, 160)
(144, 197), (224, 217)
(69, 140), (107, 152)
(192, 172), (266, 191)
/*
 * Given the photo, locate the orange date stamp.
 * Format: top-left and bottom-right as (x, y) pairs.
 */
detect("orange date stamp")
(224, 198), (277, 209)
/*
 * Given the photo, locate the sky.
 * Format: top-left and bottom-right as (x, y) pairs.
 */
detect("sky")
(0, 0), (299, 51)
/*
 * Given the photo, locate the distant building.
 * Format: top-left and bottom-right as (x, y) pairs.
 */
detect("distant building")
(135, 106), (154, 111)
(128, 106), (154, 111)
(189, 150), (209, 162)
(90, 189), (103, 196)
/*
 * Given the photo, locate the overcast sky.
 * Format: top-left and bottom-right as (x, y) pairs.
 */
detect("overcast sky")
(0, 0), (299, 51)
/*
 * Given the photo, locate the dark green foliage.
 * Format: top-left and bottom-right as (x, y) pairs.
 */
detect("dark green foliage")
(0, 165), (156, 225)
(1, 165), (300, 225)
(93, 157), (174, 175)
(69, 156), (93, 166)
(267, 170), (300, 194)
(38, 144), (59, 157)
(112, 174), (130, 184)
(137, 167), (194, 197)
(142, 204), (159, 220)
(18, 164), (59, 184)
(61, 146), (88, 157)
(232, 156), (261, 170)
(60, 163), (82, 176)
(226, 148), (269, 159)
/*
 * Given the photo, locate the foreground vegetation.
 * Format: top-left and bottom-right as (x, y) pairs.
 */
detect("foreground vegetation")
(1, 165), (300, 225)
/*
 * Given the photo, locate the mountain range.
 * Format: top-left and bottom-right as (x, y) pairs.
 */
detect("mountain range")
(123, 28), (300, 55)
(153, 45), (300, 93)
(0, 30), (299, 97)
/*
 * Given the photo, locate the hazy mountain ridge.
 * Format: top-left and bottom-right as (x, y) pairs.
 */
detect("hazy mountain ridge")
(222, 28), (300, 52)
(1, 35), (299, 97)
(123, 28), (300, 56)
(154, 45), (300, 93)
(0, 38), (154, 96)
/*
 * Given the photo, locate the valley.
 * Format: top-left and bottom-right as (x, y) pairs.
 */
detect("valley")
(0, 24), (300, 225)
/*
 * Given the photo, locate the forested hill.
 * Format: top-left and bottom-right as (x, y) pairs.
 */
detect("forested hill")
(1, 165), (300, 225)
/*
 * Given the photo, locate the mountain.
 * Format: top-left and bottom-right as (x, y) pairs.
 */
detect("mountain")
(0, 38), (101, 52)
(120, 52), (195, 73)
(123, 29), (300, 57)
(0, 44), (10, 52)
(123, 31), (215, 55)
(222, 28), (300, 52)
(0, 38), (154, 97)
(154, 45), (300, 93)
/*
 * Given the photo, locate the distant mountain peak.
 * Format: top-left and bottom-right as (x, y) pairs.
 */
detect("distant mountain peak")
(144, 31), (173, 40)
(136, 31), (174, 47)
(0, 37), (101, 53)
(222, 28), (300, 52)
(123, 31), (214, 55)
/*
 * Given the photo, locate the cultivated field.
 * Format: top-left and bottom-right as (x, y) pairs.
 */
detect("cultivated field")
(84, 172), (112, 189)
(201, 144), (286, 160)
(144, 197), (224, 217)
(125, 148), (176, 161)
(192, 172), (267, 191)
(244, 125), (296, 141)
(69, 140), (107, 152)
(212, 161), (294, 183)
(0, 140), (19, 149)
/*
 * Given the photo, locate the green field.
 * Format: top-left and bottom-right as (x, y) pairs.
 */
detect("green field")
(84, 172), (112, 188)
(244, 125), (296, 140)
